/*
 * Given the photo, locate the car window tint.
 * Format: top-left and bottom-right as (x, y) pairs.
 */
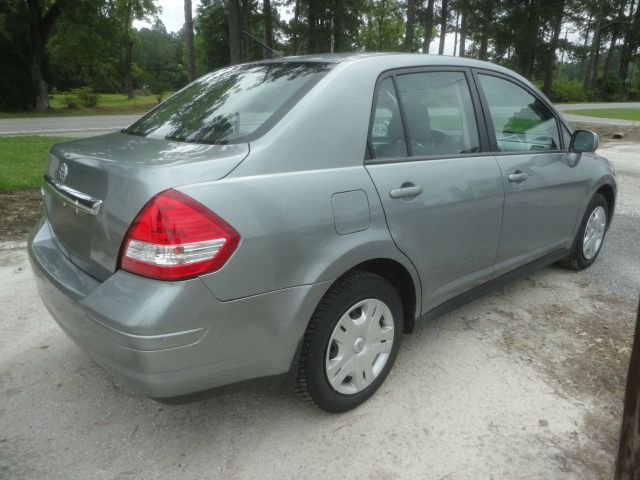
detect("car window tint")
(478, 74), (560, 152)
(395, 71), (480, 157)
(124, 62), (331, 145)
(370, 77), (408, 159)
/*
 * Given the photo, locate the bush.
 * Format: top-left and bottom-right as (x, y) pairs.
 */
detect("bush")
(147, 74), (170, 104)
(547, 78), (587, 103)
(627, 88), (640, 101)
(62, 87), (99, 109)
(62, 91), (78, 109)
(74, 87), (99, 107)
(597, 73), (624, 101)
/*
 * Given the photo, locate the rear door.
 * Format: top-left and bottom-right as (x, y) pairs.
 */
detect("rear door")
(365, 68), (504, 313)
(474, 71), (585, 274)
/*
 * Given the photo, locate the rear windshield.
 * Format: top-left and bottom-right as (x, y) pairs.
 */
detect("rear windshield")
(124, 62), (332, 144)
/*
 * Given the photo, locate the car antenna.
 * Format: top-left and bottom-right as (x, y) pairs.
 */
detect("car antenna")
(241, 31), (282, 58)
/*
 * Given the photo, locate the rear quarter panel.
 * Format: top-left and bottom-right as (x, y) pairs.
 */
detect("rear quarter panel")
(179, 166), (421, 305)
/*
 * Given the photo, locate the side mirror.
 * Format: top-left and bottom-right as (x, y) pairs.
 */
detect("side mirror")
(570, 129), (599, 153)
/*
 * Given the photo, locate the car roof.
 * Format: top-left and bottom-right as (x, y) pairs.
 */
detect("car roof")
(255, 52), (536, 99)
(258, 52), (507, 72)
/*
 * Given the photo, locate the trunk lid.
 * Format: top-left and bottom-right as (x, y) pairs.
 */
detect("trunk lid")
(43, 132), (249, 281)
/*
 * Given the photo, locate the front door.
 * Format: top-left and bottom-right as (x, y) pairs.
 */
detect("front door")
(475, 73), (586, 274)
(365, 70), (504, 313)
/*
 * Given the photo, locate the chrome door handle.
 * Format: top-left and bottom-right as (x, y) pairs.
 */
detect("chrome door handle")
(508, 172), (528, 183)
(389, 185), (423, 199)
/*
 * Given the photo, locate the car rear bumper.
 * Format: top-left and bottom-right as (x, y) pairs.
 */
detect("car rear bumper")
(28, 218), (329, 399)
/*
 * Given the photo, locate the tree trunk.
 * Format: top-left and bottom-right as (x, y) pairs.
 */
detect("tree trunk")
(452, 10), (459, 56)
(404, 0), (417, 52)
(229, 0), (242, 64)
(543, 1), (564, 95)
(262, 0), (274, 58)
(377, 11), (383, 51)
(422, 0), (435, 53)
(123, 2), (134, 99)
(241, 0), (250, 61)
(184, 0), (196, 80)
(459, 7), (466, 57)
(613, 297), (640, 479)
(438, 0), (448, 55)
(585, 6), (603, 92)
(520, 0), (541, 79)
(603, 0), (626, 80)
(308, 0), (320, 53)
(619, 0), (639, 82)
(604, 33), (621, 80)
(292, 0), (300, 54)
(479, 0), (492, 60)
(334, 0), (345, 52)
(26, 0), (61, 112)
(29, 42), (48, 112)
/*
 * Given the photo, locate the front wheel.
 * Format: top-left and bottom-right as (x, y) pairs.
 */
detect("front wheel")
(297, 271), (403, 412)
(560, 193), (609, 270)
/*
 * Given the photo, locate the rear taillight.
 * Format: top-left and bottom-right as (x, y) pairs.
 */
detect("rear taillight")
(118, 189), (239, 280)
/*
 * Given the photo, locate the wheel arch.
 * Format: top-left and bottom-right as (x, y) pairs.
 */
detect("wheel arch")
(594, 183), (616, 226)
(343, 258), (419, 334)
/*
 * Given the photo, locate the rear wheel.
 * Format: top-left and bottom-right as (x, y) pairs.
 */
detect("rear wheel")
(297, 271), (402, 412)
(560, 193), (609, 270)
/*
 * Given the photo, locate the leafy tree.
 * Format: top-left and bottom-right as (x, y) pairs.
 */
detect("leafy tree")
(136, 22), (189, 91)
(197, 0), (230, 71)
(357, 0), (404, 51)
(0, 0), (34, 110)
(26, 0), (64, 111)
(403, 0), (418, 52)
(47, 0), (122, 92)
(113, 0), (158, 98)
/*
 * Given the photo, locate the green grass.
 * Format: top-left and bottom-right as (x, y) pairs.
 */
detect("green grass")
(573, 108), (640, 121)
(0, 93), (166, 119)
(0, 136), (74, 193)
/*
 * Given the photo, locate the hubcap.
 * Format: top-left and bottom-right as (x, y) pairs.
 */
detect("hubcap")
(583, 205), (607, 260)
(325, 299), (394, 395)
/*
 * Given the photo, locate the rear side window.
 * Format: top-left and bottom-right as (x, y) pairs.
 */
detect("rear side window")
(478, 74), (560, 152)
(124, 62), (331, 145)
(370, 77), (408, 159)
(395, 71), (480, 156)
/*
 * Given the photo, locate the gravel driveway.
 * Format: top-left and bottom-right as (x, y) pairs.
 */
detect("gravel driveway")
(1, 143), (639, 480)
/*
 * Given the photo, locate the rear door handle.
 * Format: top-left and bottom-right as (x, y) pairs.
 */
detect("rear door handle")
(389, 185), (423, 199)
(508, 171), (528, 183)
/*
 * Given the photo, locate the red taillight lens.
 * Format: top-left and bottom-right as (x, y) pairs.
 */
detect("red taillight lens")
(118, 189), (240, 280)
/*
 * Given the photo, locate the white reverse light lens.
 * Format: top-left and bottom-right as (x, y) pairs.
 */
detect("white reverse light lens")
(125, 239), (226, 266)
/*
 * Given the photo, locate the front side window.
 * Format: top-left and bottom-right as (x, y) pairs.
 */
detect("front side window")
(395, 71), (480, 156)
(124, 62), (331, 144)
(478, 74), (560, 152)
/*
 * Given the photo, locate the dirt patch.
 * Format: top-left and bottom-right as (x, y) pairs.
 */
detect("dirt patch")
(571, 123), (640, 143)
(0, 189), (43, 240)
(470, 267), (636, 477)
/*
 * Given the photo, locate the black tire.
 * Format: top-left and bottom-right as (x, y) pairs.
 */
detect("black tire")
(559, 193), (609, 270)
(297, 271), (403, 413)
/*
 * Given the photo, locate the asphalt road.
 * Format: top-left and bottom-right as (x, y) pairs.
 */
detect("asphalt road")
(557, 102), (640, 111)
(0, 114), (143, 137)
(0, 143), (638, 479)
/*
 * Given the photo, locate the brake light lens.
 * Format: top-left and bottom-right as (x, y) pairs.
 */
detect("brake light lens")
(119, 189), (240, 280)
